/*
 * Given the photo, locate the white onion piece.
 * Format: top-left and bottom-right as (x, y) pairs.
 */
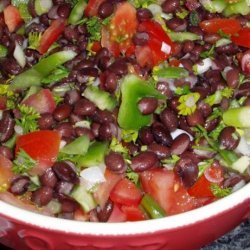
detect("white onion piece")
(25, 17), (39, 27)
(184, 75), (198, 88)
(22, 38), (28, 49)
(221, 66), (233, 80)
(193, 148), (214, 158)
(232, 179), (246, 193)
(14, 125), (23, 135)
(80, 166), (106, 191)
(170, 129), (193, 141)
(148, 4), (162, 16)
(232, 156), (250, 174)
(74, 120), (91, 129)
(13, 42), (26, 68)
(235, 136), (250, 156)
(59, 140), (67, 149)
(194, 58), (213, 75)
(0, 111), (3, 120)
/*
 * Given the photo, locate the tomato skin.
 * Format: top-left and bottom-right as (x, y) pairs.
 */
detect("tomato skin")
(110, 178), (142, 206)
(108, 203), (127, 222)
(15, 130), (61, 174)
(3, 5), (23, 32)
(22, 89), (56, 114)
(38, 19), (66, 54)
(188, 175), (215, 198)
(199, 18), (241, 35)
(232, 28), (250, 49)
(84, 0), (105, 17)
(121, 205), (147, 221)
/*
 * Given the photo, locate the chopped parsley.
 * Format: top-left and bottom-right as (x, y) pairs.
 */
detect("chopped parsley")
(189, 11), (200, 26)
(210, 184), (232, 198)
(41, 66), (70, 84)
(28, 32), (42, 50)
(121, 129), (139, 143)
(129, 0), (156, 8)
(177, 92), (200, 115)
(126, 167), (139, 185)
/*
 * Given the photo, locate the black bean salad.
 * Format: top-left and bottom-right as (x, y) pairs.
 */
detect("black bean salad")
(0, 0), (250, 222)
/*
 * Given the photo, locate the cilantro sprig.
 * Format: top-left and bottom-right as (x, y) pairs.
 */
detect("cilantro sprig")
(210, 184), (232, 198)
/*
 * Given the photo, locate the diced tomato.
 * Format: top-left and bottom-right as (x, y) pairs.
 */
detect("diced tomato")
(199, 18), (241, 35)
(94, 169), (123, 208)
(110, 178), (142, 206)
(0, 96), (7, 110)
(22, 89), (56, 114)
(15, 130), (61, 174)
(108, 203), (127, 222)
(135, 45), (153, 67)
(232, 28), (250, 49)
(204, 164), (224, 184)
(101, 2), (138, 56)
(74, 208), (89, 221)
(137, 20), (173, 66)
(188, 175), (215, 198)
(169, 58), (181, 67)
(240, 50), (250, 72)
(140, 169), (199, 215)
(91, 41), (102, 53)
(3, 5), (23, 32)
(121, 205), (147, 221)
(0, 155), (14, 190)
(38, 19), (66, 54)
(84, 0), (105, 17)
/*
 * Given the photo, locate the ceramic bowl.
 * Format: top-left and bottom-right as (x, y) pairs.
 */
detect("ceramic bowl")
(0, 182), (249, 250)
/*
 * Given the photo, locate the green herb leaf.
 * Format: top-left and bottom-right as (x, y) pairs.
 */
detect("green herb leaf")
(121, 129), (138, 143)
(12, 149), (37, 174)
(28, 32), (42, 50)
(200, 45), (215, 59)
(175, 85), (191, 96)
(210, 183), (232, 198)
(129, 0), (156, 8)
(0, 45), (8, 58)
(41, 66), (70, 84)
(15, 104), (40, 134)
(126, 167), (139, 185)
(110, 137), (129, 155)
(162, 154), (180, 165)
(189, 11), (200, 26)
(81, 17), (102, 42)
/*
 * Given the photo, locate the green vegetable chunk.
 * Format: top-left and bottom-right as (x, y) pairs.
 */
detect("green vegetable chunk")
(118, 74), (166, 130)
(68, 0), (87, 25)
(154, 66), (189, 79)
(168, 32), (200, 42)
(10, 50), (77, 90)
(223, 0), (250, 16)
(223, 107), (250, 128)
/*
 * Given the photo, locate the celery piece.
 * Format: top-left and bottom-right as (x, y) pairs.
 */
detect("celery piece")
(223, 107), (250, 128)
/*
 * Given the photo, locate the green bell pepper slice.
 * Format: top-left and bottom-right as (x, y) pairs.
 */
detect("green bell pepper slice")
(118, 74), (166, 130)
(10, 50), (77, 90)
(68, 0), (87, 25)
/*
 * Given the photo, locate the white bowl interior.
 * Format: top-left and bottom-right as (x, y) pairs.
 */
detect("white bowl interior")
(0, 183), (249, 236)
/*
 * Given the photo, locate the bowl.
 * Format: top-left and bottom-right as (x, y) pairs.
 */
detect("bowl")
(0, 182), (249, 250)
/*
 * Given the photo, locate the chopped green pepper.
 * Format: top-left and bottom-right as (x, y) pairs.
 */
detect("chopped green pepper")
(68, 0), (87, 25)
(223, 107), (250, 128)
(168, 32), (200, 42)
(223, 0), (250, 16)
(153, 66), (189, 79)
(10, 50), (77, 90)
(200, 0), (227, 13)
(118, 74), (166, 130)
(0, 45), (8, 58)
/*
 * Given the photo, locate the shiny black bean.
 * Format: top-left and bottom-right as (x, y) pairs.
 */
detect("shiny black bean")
(226, 68), (239, 88)
(40, 168), (58, 188)
(74, 59), (95, 70)
(61, 198), (79, 213)
(105, 151), (127, 173)
(138, 97), (158, 115)
(38, 113), (55, 130)
(108, 60), (128, 76)
(55, 181), (74, 195)
(103, 72), (118, 92)
(136, 8), (153, 22)
(162, 0), (180, 13)
(132, 32), (149, 46)
(75, 127), (95, 141)
(0, 110), (15, 143)
(219, 127), (240, 150)
(131, 151), (159, 172)
(32, 186), (53, 206)
(91, 122), (100, 138)
(204, 33), (220, 44)
(223, 174), (244, 188)
(9, 176), (30, 195)
(0, 145), (13, 160)
(204, 117), (220, 133)
(197, 101), (212, 118)
(98, 122), (118, 141)
(186, 110), (204, 127)
(98, 1), (114, 18)
(52, 161), (78, 184)
(160, 108), (178, 132)
(0, 58), (22, 76)
(64, 89), (81, 105)
(73, 99), (96, 116)
(182, 41), (195, 54)
(39, 13), (50, 26)
(77, 67), (99, 83)
(235, 83), (250, 98)
(216, 44), (239, 55)
(166, 18), (187, 32)
(139, 126), (154, 145)
(91, 109), (114, 124)
(179, 116), (194, 135)
(174, 158), (198, 188)
(148, 143), (171, 160)
(57, 3), (71, 18)
(63, 26), (79, 42)
(96, 199), (113, 222)
(152, 124), (173, 146)
(53, 103), (72, 122)
(28, 0), (37, 17)
(54, 122), (75, 138)
(171, 134), (190, 155)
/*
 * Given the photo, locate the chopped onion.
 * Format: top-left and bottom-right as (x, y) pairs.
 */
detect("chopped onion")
(184, 75), (198, 88)
(232, 179), (246, 193)
(170, 129), (193, 141)
(59, 140), (67, 149)
(235, 136), (250, 156)
(232, 156), (250, 174)
(35, 0), (53, 16)
(14, 125), (23, 135)
(80, 166), (106, 191)
(194, 58), (213, 75)
(0, 111), (3, 120)
(148, 4), (162, 16)
(74, 120), (91, 129)
(13, 42), (26, 68)
(221, 66), (233, 80)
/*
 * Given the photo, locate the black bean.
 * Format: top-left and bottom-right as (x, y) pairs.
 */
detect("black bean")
(205, 117), (220, 133)
(162, 0), (180, 13)
(91, 109), (114, 124)
(160, 108), (178, 132)
(186, 110), (204, 127)
(182, 41), (195, 54)
(171, 134), (190, 155)
(98, 122), (118, 141)
(136, 8), (153, 22)
(63, 26), (79, 42)
(61, 198), (79, 213)
(74, 59), (95, 70)
(39, 14), (50, 26)
(52, 161), (79, 184)
(105, 151), (127, 173)
(108, 60), (128, 76)
(75, 127), (95, 140)
(226, 68), (239, 88)
(152, 124), (173, 147)
(223, 174), (244, 188)
(132, 32), (149, 46)
(57, 3), (71, 18)
(38, 113), (55, 130)
(0, 110), (15, 143)
(166, 18), (187, 32)
(216, 44), (239, 55)
(98, 1), (114, 18)
(54, 122), (75, 138)
(31, 186), (53, 206)
(53, 103), (72, 122)
(64, 89), (81, 105)
(139, 126), (154, 145)
(0, 146), (13, 160)
(103, 72), (118, 92)
(40, 168), (58, 188)
(138, 97), (158, 115)
(96, 199), (113, 222)
(9, 176), (30, 195)
(235, 83), (250, 98)
(148, 143), (171, 160)
(73, 99), (96, 116)
(174, 158), (198, 188)
(55, 181), (74, 195)
(219, 126), (240, 150)
(0, 58), (22, 75)
(204, 33), (220, 44)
